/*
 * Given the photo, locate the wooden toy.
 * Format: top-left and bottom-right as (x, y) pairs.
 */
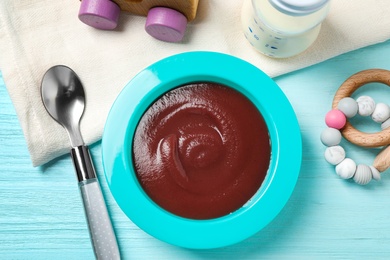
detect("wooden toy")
(321, 69), (390, 185)
(333, 69), (390, 171)
(78, 0), (200, 42)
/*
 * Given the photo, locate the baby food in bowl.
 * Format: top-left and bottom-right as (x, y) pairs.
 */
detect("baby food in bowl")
(102, 51), (301, 249)
(133, 82), (271, 220)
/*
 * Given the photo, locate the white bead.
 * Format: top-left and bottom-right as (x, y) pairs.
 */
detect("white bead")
(357, 96), (375, 116)
(353, 164), (372, 185)
(324, 146), (345, 165)
(335, 158), (356, 179)
(320, 128), (342, 146)
(338, 97), (358, 118)
(369, 166), (381, 181)
(381, 117), (390, 130)
(371, 103), (390, 123)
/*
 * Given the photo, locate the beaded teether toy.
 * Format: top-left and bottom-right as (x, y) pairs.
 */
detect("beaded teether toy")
(321, 69), (390, 185)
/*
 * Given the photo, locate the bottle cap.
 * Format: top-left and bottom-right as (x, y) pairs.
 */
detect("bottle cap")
(78, 0), (120, 30)
(269, 0), (329, 16)
(145, 7), (187, 42)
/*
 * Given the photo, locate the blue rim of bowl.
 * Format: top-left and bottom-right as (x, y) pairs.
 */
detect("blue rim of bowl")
(102, 51), (302, 249)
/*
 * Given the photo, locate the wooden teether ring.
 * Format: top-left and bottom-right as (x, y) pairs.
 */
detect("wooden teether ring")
(333, 69), (390, 146)
(332, 69), (390, 172)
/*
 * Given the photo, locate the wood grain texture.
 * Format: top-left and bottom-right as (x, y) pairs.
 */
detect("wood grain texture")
(374, 146), (390, 172)
(114, 0), (200, 21)
(1, 40), (390, 259)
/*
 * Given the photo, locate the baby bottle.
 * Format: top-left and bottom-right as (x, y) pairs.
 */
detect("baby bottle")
(241, 0), (330, 58)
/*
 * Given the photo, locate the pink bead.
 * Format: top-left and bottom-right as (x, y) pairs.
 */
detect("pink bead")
(325, 109), (346, 129)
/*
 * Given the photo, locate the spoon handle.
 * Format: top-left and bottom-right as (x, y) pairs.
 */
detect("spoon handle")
(71, 146), (121, 260)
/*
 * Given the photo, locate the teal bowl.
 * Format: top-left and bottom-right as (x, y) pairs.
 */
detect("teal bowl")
(102, 51), (302, 249)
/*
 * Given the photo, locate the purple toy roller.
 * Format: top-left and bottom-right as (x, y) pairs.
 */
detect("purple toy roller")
(79, 0), (121, 30)
(145, 7), (188, 42)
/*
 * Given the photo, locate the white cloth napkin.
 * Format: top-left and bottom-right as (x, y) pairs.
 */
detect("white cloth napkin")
(1, 0), (390, 166)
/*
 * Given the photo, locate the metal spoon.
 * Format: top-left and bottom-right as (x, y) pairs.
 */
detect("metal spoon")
(41, 65), (120, 260)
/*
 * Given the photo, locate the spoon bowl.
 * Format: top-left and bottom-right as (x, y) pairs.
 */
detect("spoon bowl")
(41, 65), (85, 147)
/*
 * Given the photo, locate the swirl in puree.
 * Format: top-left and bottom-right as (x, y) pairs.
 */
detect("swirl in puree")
(133, 83), (271, 219)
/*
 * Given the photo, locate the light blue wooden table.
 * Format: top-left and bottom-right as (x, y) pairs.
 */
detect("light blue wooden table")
(1, 41), (390, 259)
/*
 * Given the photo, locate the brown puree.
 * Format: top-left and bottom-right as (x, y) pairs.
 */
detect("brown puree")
(133, 82), (271, 219)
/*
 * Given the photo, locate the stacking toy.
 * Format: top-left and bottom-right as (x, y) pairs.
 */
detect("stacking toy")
(78, 0), (199, 42)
